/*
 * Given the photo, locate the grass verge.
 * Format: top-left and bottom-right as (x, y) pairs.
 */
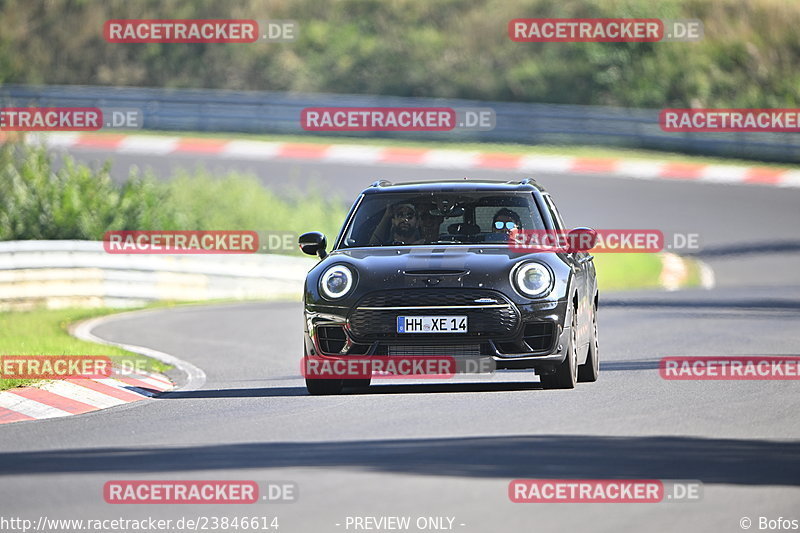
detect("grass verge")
(594, 253), (669, 292)
(0, 307), (171, 391)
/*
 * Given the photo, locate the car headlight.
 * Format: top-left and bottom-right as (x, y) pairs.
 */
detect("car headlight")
(320, 264), (354, 299)
(513, 262), (553, 298)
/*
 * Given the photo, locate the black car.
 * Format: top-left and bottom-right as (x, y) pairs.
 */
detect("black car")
(298, 179), (599, 395)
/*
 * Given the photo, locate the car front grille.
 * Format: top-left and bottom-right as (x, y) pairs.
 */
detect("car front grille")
(378, 344), (483, 357)
(348, 288), (519, 341)
(352, 288), (508, 308)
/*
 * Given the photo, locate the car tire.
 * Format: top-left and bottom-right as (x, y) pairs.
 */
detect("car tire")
(578, 302), (599, 382)
(540, 304), (578, 390)
(305, 377), (344, 395)
(343, 378), (371, 389)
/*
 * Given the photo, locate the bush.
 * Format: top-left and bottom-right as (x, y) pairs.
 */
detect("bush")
(0, 142), (348, 249)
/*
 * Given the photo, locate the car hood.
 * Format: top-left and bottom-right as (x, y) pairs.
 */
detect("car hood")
(312, 246), (569, 298)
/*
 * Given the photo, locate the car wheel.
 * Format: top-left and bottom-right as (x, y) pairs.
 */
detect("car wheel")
(305, 377), (344, 395)
(343, 378), (371, 389)
(540, 305), (578, 390)
(578, 303), (599, 382)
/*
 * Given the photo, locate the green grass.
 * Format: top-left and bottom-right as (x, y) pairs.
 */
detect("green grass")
(593, 253), (666, 292)
(107, 130), (799, 169)
(0, 307), (171, 391)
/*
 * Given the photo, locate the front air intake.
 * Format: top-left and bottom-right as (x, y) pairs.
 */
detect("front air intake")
(317, 326), (347, 354)
(523, 322), (556, 351)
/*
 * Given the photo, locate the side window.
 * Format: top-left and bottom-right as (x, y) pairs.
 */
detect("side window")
(543, 195), (566, 231)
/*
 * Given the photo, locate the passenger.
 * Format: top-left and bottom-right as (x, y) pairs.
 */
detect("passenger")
(492, 208), (522, 235)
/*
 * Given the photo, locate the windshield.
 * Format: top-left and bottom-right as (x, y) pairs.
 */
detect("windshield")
(340, 192), (546, 248)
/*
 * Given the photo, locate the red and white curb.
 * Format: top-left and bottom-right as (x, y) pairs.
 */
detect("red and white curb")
(20, 132), (800, 188)
(0, 310), (206, 425)
(0, 372), (173, 424)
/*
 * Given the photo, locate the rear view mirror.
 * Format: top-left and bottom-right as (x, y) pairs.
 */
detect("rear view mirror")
(299, 231), (328, 258)
(567, 227), (598, 252)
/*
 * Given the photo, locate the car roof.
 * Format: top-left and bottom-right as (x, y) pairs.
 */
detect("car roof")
(360, 179), (548, 195)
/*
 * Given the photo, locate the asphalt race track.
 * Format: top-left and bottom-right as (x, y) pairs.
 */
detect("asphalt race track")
(1, 147), (799, 532)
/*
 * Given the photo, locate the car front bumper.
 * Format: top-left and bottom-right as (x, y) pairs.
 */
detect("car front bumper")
(303, 294), (570, 372)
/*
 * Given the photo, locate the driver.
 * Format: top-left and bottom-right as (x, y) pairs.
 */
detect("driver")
(389, 203), (425, 245)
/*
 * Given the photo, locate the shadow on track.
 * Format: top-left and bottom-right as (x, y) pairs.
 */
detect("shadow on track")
(599, 360), (661, 371)
(0, 435), (800, 486)
(1, 435), (797, 486)
(159, 381), (542, 399)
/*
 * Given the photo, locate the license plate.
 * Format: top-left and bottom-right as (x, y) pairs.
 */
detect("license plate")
(397, 316), (468, 333)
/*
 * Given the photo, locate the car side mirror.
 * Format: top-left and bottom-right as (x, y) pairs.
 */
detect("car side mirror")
(567, 227), (598, 252)
(299, 231), (328, 259)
